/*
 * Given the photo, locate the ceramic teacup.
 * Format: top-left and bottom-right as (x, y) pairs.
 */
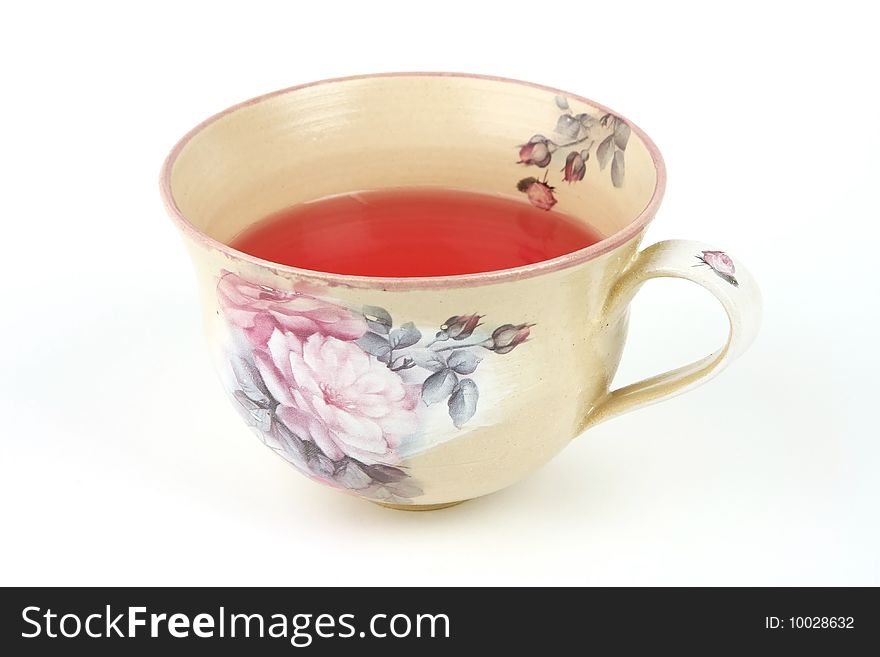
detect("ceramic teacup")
(160, 73), (761, 510)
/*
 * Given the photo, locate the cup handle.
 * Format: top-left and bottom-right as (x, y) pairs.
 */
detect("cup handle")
(583, 240), (762, 429)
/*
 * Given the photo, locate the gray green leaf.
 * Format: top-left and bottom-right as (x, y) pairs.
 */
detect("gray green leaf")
(410, 349), (448, 372)
(448, 378), (479, 428)
(613, 121), (631, 150)
(597, 135), (614, 170)
(357, 332), (392, 363)
(389, 322), (421, 349)
(421, 370), (458, 405)
(363, 305), (393, 331)
(446, 349), (482, 375)
(611, 150), (625, 188)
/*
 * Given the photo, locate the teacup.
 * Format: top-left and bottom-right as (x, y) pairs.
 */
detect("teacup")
(160, 73), (761, 510)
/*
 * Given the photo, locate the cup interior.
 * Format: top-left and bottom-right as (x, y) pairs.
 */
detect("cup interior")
(163, 73), (663, 273)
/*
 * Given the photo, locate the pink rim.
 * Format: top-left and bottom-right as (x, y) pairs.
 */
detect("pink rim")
(159, 72), (666, 290)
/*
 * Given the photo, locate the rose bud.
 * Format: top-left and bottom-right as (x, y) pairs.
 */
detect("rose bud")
(562, 150), (588, 183)
(437, 314), (483, 341)
(487, 323), (534, 354)
(517, 177), (557, 210)
(518, 135), (555, 167)
(700, 250), (736, 276)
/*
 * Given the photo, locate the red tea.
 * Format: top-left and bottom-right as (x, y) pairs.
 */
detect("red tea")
(229, 188), (603, 277)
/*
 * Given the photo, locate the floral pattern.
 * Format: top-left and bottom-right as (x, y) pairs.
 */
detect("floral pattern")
(695, 250), (739, 287)
(516, 175), (557, 210)
(218, 272), (533, 502)
(516, 95), (630, 209)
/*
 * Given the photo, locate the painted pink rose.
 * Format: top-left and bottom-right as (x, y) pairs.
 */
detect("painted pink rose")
(701, 250), (735, 276)
(518, 135), (555, 167)
(437, 314), (483, 341)
(516, 177), (557, 210)
(218, 272), (367, 346)
(487, 323), (534, 354)
(562, 150), (587, 183)
(254, 329), (420, 466)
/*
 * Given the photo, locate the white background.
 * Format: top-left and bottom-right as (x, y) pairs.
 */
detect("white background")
(1, 1), (877, 586)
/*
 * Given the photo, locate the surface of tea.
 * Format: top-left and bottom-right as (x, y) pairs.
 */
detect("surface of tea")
(229, 188), (603, 277)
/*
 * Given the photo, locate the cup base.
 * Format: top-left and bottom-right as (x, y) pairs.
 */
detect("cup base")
(372, 500), (467, 512)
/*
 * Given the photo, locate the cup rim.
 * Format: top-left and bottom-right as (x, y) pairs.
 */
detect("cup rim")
(160, 72), (666, 290)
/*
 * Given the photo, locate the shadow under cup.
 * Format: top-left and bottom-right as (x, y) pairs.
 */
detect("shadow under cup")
(162, 74), (665, 509)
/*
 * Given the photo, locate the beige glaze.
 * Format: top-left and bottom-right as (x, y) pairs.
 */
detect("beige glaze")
(161, 74), (761, 508)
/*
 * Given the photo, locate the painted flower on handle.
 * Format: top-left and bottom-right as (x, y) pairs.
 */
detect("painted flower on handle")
(699, 251), (735, 275)
(695, 250), (739, 287)
(217, 271), (535, 502)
